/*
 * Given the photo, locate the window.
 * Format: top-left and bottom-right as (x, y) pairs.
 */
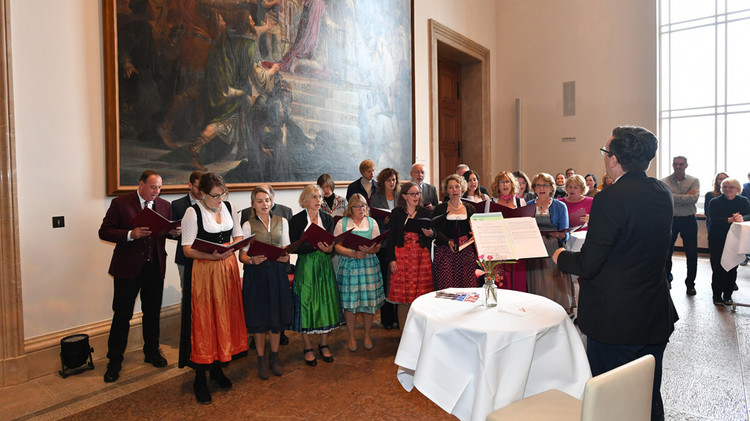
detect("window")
(659, 1), (750, 211)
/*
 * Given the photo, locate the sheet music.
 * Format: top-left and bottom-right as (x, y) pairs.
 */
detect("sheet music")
(505, 218), (548, 258)
(470, 213), (548, 260)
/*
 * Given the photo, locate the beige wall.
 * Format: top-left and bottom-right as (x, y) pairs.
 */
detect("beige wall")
(495, 0), (658, 179)
(10, 0), (657, 343)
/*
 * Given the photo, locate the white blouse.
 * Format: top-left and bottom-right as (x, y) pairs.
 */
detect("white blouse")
(181, 201), (242, 246)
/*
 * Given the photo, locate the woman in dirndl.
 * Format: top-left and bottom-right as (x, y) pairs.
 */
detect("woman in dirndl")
(179, 173), (247, 404)
(334, 194), (385, 352)
(431, 174), (478, 289)
(386, 181), (434, 329)
(289, 185), (341, 366)
(238, 187), (293, 380)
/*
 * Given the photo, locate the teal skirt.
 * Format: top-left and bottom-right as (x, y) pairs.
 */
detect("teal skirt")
(336, 254), (385, 314)
(292, 250), (342, 333)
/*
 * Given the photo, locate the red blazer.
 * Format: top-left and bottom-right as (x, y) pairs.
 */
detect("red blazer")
(98, 192), (171, 279)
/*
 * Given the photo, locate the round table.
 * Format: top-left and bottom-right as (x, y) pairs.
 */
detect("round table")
(394, 288), (591, 421)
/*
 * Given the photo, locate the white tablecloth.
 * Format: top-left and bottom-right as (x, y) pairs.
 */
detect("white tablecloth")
(395, 288), (591, 421)
(566, 231), (587, 252)
(722, 221), (750, 271)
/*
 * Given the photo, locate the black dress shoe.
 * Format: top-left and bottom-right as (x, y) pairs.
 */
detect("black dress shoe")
(318, 344), (334, 363)
(724, 298), (734, 306)
(383, 323), (393, 330)
(280, 331), (289, 346)
(713, 297), (724, 305)
(144, 349), (168, 367)
(686, 287), (696, 296)
(303, 348), (317, 366)
(103, 363), (120, 383)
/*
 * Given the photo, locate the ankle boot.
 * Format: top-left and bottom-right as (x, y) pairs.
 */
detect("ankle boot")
(269, 351), (283, 376)
(193, 370), (212, 404)
(257, 355), (269, 380)
(209, 367), (232, 389)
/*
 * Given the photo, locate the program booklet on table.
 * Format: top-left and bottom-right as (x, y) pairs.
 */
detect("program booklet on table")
(469, 212), (548, 260)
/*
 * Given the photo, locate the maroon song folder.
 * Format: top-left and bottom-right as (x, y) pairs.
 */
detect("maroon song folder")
(191, 235), (254, 254)
(301, 224), (353, 251)
(339, 230), (390, 251)
(130, 207), (181, 237)
(246, 238), (305, 261)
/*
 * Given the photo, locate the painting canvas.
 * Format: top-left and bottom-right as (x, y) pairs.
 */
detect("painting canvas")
(104, 0), (414, 194)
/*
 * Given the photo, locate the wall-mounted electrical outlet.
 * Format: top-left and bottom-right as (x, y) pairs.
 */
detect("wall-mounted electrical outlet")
(52, 216), (65, 228)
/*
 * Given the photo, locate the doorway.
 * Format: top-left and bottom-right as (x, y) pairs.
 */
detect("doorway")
(429, 20), (491, 187)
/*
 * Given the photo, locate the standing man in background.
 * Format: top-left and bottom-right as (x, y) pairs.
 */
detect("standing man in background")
(553, 126), (678, 421)
(98, 170), (179, 383)
(410, 163), (438, 210)
(662, 156), (700, 295)
(171, 171), (202, 287)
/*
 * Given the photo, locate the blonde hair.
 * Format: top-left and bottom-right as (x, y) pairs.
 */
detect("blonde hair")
(722, 178), (742, 192)
(343, 194), (369, 217)
(441, 174), (468, 196)
(298, 184), (322, 208)
(564, 174), (588, 195)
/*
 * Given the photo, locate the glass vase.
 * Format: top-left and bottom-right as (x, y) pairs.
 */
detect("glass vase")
(483, 275), (498, 307)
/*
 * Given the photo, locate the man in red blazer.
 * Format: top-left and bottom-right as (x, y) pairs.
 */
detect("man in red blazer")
(553, 127), (678, 421)
(98, 170), (178, 383)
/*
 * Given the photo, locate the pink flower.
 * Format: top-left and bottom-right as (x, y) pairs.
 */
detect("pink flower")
(487, 255), (493, 260)
(475, 269), (486, 277)
(478, 254), (485, 259)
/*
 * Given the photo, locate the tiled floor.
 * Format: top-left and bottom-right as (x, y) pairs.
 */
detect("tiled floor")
(2, 254), (750, 420)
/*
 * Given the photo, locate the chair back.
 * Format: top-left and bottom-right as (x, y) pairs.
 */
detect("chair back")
(581, 354), (655, 421)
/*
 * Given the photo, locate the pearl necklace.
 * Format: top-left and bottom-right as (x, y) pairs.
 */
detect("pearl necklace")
(447, 200), (463, 211)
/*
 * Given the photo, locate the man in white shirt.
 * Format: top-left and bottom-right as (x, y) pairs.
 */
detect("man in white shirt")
(661, 156), (700, 296)
(171, 171), (202, 287)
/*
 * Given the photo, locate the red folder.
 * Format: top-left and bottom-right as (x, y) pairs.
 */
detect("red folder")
(339, 230), (390, 251)
(191, 235), (254, 254)
(369, 207), (392, 220)
(494, 203), (536, 218)
(567, 207), (587, 227)
(462, 199), (508, 214)
(247, 238), (305, 261)
(130, 207), (181, 237)
(301, 224), (353, 251)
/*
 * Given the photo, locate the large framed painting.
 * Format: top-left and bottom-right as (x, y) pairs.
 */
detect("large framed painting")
(104, 0), (414, 195)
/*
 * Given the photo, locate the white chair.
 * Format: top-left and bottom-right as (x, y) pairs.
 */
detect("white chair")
(486, 354), (655, 421)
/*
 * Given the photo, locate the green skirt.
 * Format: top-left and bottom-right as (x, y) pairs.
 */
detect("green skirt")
(292, 250), (342, 333)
